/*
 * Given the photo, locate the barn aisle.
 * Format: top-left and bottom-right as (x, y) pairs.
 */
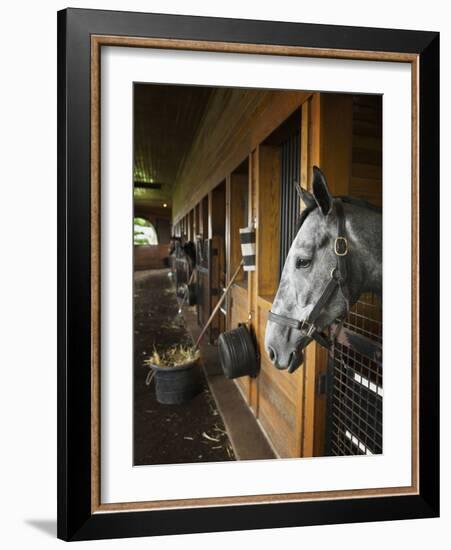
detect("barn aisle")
(133, 268), (235, 465)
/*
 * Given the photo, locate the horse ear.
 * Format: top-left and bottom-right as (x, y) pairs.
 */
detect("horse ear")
(295, 181), (316, 209)
(312, 166), (333, 215)
(295, 181), (316, 208)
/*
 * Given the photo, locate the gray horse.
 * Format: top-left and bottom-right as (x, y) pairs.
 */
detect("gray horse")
(265, 166), (382, 373)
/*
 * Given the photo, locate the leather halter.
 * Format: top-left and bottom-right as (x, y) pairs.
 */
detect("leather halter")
(268, 199), (350, 351)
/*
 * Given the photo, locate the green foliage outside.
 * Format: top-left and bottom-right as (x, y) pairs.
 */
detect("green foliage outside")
(133, 217), (158, 246)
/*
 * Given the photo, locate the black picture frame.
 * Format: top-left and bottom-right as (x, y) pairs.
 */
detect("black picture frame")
(57, 8), (439, 541)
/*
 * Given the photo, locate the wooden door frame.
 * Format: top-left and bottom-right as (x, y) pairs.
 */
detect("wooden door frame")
(301, 92), (354, 457)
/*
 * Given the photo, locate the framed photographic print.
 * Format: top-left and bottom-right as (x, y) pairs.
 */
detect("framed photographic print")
(57, 8), (439, 541)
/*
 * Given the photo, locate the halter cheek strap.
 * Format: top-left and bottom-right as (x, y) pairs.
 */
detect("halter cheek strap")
(268, 199), (350, 351)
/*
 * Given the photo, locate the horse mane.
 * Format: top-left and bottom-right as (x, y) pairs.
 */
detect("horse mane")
(296, 195), (381, 232)
(338, 196), (381, 212)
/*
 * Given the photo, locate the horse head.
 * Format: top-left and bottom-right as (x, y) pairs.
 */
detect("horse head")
(264, 167), (382, 373)
(182, 241), (196, 267)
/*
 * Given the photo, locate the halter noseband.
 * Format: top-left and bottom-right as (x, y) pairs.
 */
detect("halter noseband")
(268, 199), (350, 351)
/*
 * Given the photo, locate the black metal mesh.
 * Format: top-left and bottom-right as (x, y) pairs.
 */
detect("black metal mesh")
(279, 132), (300, 277)
(196, 239), (211, 330)
(344, 293), (382, 344)
(327, 294), (383, 456)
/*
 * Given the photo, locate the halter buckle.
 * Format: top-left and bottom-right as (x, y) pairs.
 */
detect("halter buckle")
(334, 236), (348, 256)
(301, 320), (316, 337)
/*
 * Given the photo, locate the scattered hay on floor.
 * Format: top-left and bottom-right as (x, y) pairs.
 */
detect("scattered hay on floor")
(163, 287), (175, 296)
(205, 389), (220, 417)
(199, 427), (235, 458)
(145, 344), (200, 369)
(202, 432), (220, 443)
(225, 443), (234, 459)
(161, 319), (185, 330)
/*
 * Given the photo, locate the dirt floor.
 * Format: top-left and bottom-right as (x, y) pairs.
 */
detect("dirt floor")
(133, 268), (235, 465)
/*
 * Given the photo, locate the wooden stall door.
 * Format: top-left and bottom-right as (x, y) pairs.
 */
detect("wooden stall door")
(325, 95), (383, 456)
(209, 182), (227, 337)
(226, 167), (251, 404)
(254, 135), (305, 458)
(301, 93), (382, 457)
(196, 238), (210, 331)
(300, 93), (354, 457)
(210, 236), (225, 341)
(196, 236), (225, 342)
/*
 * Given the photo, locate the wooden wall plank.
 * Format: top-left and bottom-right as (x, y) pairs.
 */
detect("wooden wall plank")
(194, 203), (200, 238)
(254, 134), (305, 457)
(210, 182), (226, 239)
(230, 172), (248, 285)
(173, 90), (311, 222)
(256, 301), (304, 457)
(300, 101), (310, 190)
(188, 210), (194, 241)
(349, 95), (383, 208)
(227, 167), (251, 402)
(257, 145), (281, 299)
(199, 195), (209, 238)
(319, 94), (353, 195)
(230, 285), (251, 402)
(210, 235), (226, 340)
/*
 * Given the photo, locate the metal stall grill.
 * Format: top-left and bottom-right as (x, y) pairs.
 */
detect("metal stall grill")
(326, 293), (383, 456)
(195, 236), (223, 342)
(279, 131), (300, 277)
(174, 241), (190, 287)
(196, 238), (211, 330)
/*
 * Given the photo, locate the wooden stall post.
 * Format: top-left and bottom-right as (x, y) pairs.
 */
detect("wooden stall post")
(209, 182), (227, 336)
(194, 204), (199, 239)
(302, 93), (353, 457)
(255, 140), (308, 458)
(248, 151), (259, 414)
(200, 195), (209, 238)
(188, 209), (194, 241)
(207, 192), (213, 240)
(227, 164), (251, 403)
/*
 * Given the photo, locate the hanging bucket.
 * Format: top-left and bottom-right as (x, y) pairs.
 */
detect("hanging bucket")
(176, 284), (187, 299)
(149, 358), (202, 405)
(176, 283), (196, 305)
(218, 324), (259, 379)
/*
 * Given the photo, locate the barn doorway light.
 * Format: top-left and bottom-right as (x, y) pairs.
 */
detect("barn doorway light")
(133, 217), (158, 245)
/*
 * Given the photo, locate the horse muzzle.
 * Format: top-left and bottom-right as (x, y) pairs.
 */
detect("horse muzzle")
(266, 345), (305, 373)
(287, 349), (304, 373)
(265, 318), (312, 373)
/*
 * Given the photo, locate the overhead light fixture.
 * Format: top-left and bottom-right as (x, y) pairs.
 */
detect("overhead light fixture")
(163, 203), (168, 208)
(134, 181), (162, 190)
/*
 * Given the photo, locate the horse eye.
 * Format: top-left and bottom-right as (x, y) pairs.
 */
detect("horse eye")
(295, 258), (311, 269)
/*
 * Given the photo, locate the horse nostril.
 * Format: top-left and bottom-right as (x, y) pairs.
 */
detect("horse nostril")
(268, 346), (277, 363)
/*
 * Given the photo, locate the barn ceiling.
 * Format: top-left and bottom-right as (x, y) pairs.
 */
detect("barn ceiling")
(134, 83), (213, 209)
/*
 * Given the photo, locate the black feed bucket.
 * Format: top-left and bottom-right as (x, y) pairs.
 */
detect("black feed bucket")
(218, 324), (259, 379)
(176, 284), (187, 299)
(150, 359), (202, 405)
(176, 283), (197, 306)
